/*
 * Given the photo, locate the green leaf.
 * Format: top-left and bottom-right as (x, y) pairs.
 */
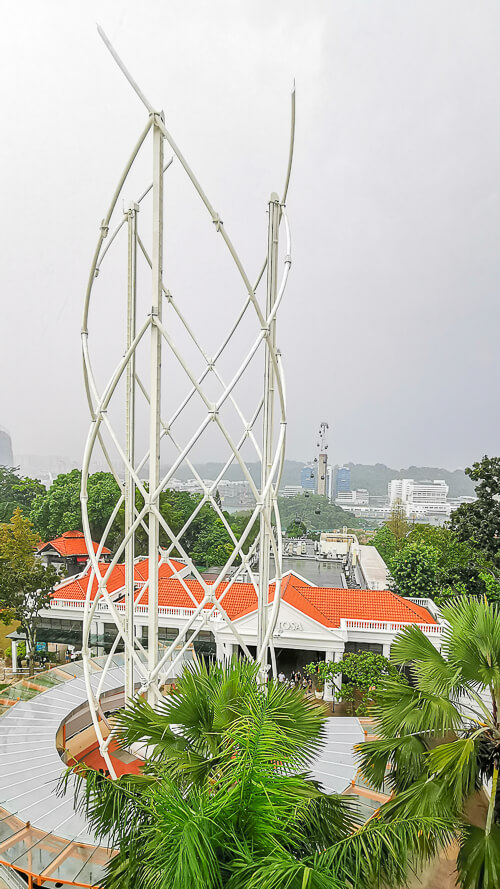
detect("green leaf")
(457, 824), (500, 889)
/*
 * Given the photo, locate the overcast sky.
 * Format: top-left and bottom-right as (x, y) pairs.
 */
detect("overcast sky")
(1, 1), (499, 471)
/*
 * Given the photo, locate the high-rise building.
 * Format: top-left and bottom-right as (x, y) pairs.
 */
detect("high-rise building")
(335, 466), (351, 495)
(300, 464), (316, 491)
(0, 427), (13, 467)
(316, 421), (329, 497)
(387, 478), (450, 521)
(388, 478), (448, 507)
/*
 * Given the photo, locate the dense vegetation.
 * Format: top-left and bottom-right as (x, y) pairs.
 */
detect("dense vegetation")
(65, 659), (456, 889)
(277, 493), (364, 532)
(0, 509), (59, 673)
(371, 457), (500, 604)
(357, 598), (500, 889)
(306, 651), (401, 715)
(0, 466), (258, 568)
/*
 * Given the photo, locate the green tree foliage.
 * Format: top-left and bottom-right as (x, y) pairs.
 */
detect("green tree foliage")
(286, 519), (307, 538)
(0, 466), (46, 523)
(0, 509), (59, 674)
(371, 524), (402, 565)
(389, 542), (440, 599)
(277, 494), (364, 534)
(64, 659), (455, 889)
(30, 469), (121, 542)
(29, 470), (259, 567)
(451, 456), (500, 563)
(307, 652), (402, 715)
(372, 517), (500, 604)
(356, 597), (500, 889)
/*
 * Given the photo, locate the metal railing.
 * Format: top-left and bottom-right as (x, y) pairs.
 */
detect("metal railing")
(341, 618), (442, 635)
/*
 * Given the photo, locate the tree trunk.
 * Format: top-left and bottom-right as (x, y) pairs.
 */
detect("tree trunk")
(485, 760), (498, 836)
(27, 627), (36, 677)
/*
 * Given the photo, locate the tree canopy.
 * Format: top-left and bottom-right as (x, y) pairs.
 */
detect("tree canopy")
(0, 466), (46, 523)
(389, 542), (440, 599)
(0, 509), (59, 673)
(357, 598), (500, 889)
(371, 497), (500, 604)
(64, 659), (456, 889)
(277, 494), (364, 534)
(27, 469), (259, 567)
(307, 651), (402, 715)
(451, 456), (500, 563)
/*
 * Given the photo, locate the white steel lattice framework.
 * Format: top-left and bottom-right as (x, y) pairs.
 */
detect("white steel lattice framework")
(80, 27), (294, 777)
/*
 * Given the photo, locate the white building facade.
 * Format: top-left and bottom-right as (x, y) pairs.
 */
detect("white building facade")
(37, 561), (443, 702)
(388, 478), (451, 521)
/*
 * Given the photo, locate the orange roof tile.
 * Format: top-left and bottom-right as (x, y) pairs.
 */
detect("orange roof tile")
(51, 566), (436, 627)
(51, 557), (187, 603)
(38, 530), (111, 558)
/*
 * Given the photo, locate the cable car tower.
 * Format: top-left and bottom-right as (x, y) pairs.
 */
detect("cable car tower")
(79, 26), (294, 777)
(316, 421), (329, 497)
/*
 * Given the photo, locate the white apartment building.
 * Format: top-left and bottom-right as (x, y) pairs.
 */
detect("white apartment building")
(388, 478), (450, 521)
(335, 489), (369, 507)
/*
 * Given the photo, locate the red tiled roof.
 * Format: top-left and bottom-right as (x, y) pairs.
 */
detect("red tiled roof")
(51, 557), (187, 603)
(51, 565), (436, 626)
(51, 562), (125, 602)
(278, 575), (437, 628)
(137, 578), (263, 620)
(38, 530), (110, 558)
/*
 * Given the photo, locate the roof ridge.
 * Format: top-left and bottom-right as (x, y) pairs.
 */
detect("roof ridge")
(388, 589), (436, 622)
(283, 583), (335, 627)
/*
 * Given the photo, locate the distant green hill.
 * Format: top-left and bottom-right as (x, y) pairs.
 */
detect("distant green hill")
(276, 494), (364, 531)
(164, 460), (475, 499)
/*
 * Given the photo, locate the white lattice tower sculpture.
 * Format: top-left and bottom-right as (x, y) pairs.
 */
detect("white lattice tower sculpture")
(80, 28), (294, 777)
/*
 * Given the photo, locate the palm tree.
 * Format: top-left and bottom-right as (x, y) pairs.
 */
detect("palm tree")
(65, 659), (455, 889)
(356, 597), (500, 889)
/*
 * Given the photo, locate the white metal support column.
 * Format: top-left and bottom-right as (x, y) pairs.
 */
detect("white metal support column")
(148, 114), (164, 704)
(124, 201), (138, 702)
(257, 193), (281, 673)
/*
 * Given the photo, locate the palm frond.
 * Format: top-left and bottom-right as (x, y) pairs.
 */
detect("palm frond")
(372, 677), (462, 738)
(138, 781), (225, 889)
(60, 766), (155, 845)
(426, 736), (481, 809)
(374, 777), (458, 821)
(227, 845), (341, 889)
(390, 624), (463, 697)
(457, 824), (500, 889)
(224, 678), (326, 777)
(316, 815), (457, 889)
(293, 791), (360, 851)
(355, 734), (428, 792)
(442, 598), (500, 694)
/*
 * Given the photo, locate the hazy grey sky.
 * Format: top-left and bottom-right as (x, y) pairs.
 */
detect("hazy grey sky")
(1, 1), (499, 471)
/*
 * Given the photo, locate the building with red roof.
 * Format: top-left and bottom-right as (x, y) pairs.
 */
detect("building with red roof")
(42, 560), (442, 683)
(37, 530), (111, 576)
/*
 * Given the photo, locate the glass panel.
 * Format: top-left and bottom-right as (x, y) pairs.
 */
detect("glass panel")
(3, 827), (64, 868)
(39, 840), (97, 882)
(0, 813), (25, 846)
(73, 845), (114, 886)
